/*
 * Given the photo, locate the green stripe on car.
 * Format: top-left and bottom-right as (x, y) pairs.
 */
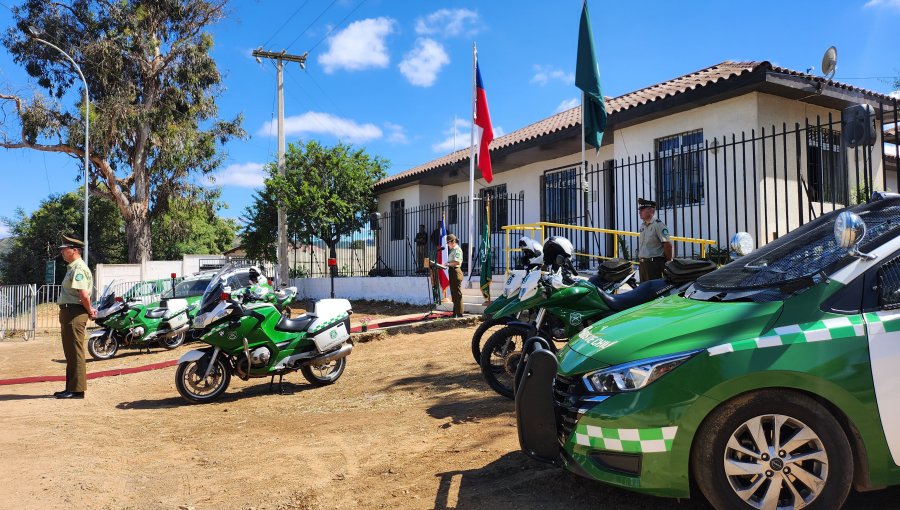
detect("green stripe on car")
(574, 424), (678, 453)
(707, 315), (865, 356)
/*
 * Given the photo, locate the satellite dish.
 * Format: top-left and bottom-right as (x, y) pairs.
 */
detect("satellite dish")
(821, 46), (837, 80)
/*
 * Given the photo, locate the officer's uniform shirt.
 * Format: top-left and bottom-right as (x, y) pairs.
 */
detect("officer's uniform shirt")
(58, 258), (92, 304)
(448, 246), (463, 266)
(638, 219), (671, 258)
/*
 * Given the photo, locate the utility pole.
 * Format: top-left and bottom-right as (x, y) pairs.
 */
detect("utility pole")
(252, 48), (307, 287)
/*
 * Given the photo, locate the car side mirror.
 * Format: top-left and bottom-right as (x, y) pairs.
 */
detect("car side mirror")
(729, 232), (754, 258)
(835, 211), (876, 260)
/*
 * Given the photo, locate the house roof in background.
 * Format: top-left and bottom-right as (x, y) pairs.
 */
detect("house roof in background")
(376, 60), (895, 191)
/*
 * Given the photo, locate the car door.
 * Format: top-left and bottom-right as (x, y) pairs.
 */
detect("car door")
(863, 254), (900, 467)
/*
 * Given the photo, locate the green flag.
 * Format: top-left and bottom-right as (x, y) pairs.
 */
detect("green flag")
(576, 0), (607, 151)
(480, 199), (492, 300)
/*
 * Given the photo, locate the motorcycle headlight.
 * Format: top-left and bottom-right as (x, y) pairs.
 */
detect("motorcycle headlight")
(582, 350), (700, 394)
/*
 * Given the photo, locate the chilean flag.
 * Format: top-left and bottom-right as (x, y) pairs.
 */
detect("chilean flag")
(436, 217), (449, 291)
(474, 62), (494, 183)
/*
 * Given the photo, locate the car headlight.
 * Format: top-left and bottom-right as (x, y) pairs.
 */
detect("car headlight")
(583, 350), (700, 394)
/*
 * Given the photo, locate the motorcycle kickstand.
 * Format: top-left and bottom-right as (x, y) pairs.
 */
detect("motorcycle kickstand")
(268, 374), (288, 395)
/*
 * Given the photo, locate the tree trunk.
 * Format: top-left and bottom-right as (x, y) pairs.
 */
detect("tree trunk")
(125, 213), (153, 263)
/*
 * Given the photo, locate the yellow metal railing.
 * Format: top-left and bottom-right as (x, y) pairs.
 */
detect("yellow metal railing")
(502, 221), (716, 274)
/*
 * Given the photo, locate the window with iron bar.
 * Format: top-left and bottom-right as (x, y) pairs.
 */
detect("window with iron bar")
(390, 199), (405, 241)
(448, 194), (458, 225)
(542, 166), (579, 223)
(654, 130), (705, 209)
(807, 127), (847, 204)
(480, 184), (508, 233)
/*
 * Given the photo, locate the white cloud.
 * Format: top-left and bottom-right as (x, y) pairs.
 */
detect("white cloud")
(432, 117), (470, 153)
(556, 97), (579, 113)
(209, 162), (268, 188)
(0, 224), (10, 238)
(384, 122), (408, 144)
(531, 65), (575, 86)
(318, 17), (395, 73)
(865, 0), (900, 7)
(890, 90), (900, 99)
(399, 38), (450, 87)
(415, 8), (479, 37)
(259, 111), (383, 143)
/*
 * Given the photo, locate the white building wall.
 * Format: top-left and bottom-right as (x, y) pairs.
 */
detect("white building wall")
(291, 276), (433, 305)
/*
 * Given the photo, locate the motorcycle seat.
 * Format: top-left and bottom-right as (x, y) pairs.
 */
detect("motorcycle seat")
(596, 279), (672, 313)
(145, 308), (167, 319)
(275, 313), (315, 333)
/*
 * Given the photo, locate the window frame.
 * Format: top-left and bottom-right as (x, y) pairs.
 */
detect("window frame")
(654, 129), (705, 210)
(390, 199), (405, 241)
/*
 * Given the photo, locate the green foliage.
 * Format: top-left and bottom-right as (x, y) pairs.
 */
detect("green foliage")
(263, 141), (388, 258)
(616, 235), (632, 261)
(0, 188), (125, 284)
(1, 0), (244, 262)
(241, 185), (279, 263)
(151, 188), (236, 260)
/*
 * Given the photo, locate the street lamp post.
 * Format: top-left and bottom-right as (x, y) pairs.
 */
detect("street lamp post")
(27, 27), (90, 265)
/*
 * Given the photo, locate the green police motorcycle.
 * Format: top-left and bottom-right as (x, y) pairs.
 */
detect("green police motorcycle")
(175, 264), (353, 404)
(481, 236), (712, 399)
(516, 193), (900, 509)
(89, 275), (206, 360)
(469, 237), (547, 363)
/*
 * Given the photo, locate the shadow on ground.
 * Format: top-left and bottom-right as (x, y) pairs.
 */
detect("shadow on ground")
(433, 451), (900, 510)
(116, 379), (319, 410)
(0, 393), (55, 401)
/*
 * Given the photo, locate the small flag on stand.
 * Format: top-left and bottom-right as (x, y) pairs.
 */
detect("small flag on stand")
(436, 216), (449, 292)
(479, 197), (492, 301)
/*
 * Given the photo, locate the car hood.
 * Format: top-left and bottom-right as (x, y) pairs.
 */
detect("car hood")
(564, 295), (784, 369)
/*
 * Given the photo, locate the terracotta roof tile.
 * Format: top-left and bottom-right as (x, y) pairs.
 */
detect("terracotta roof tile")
(377, 61), (894, 189)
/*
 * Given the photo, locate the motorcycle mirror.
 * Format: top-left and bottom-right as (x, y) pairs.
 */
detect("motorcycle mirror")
(835, 211), (876, 260)
(729, 232), (754, 257)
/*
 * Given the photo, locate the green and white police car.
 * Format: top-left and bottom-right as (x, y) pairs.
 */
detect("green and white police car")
(517, 192), (900, 510)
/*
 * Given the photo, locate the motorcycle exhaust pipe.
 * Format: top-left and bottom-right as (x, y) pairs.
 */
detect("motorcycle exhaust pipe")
(160, 323), (190, 340)
(300, 343), (353, 367)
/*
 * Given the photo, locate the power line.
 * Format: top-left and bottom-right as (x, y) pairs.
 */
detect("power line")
(285, 0), (339, 51)
(307, 0), (370, 53)
(261, 1), (311, 49)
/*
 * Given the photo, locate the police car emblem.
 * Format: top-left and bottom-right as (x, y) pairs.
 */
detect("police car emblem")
(570, 312), (582, 326)
(330, 330), (338, 339)
(228, 332), (238, 340)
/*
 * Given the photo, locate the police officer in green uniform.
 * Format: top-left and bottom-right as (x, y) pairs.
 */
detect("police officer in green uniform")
(637, 198), (673, 282)
(55, 236), (96, 399)
(445, 234), (465, 317)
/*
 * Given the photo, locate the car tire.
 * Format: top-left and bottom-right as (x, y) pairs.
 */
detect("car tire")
(691, 390), (853, 510)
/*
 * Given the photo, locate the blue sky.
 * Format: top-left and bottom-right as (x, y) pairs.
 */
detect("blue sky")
(1, 0), (899, 238)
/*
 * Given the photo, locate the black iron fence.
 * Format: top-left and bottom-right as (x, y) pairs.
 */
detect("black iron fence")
(538, 102), (897, 266)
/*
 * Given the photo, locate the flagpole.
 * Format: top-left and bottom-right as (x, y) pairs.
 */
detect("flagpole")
(467, 42), (477, 285)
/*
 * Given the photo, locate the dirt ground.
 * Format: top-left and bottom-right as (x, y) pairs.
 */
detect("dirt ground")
(1, 325), (898, 510)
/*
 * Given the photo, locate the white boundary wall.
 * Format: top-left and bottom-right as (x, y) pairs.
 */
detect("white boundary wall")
(94, 254), (220, 293)
(290, 277), (433, 305)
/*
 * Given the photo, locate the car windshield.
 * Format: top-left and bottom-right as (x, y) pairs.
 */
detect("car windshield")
(172, 276), (213, 298)
(694, 196), (900, 294)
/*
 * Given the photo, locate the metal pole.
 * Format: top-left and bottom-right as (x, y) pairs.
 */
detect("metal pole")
(276, 58), (289, 288)
(32, 36), (90, 265)
(467, 43), (477, 285)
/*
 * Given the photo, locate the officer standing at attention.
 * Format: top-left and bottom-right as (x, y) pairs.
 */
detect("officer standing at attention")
(637, 198), (673, 281)
(55, 236), (96, 399)
(445, 233), (465, 317)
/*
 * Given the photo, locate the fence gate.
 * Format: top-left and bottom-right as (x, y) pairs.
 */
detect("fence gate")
(0, 284), (37, 340)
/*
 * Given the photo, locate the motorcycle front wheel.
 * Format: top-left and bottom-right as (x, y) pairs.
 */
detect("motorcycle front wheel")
(480, 325), (529, 399)
(470, 316), (512, 363)
(176, 357), (231, 404)
(87, 330), (119, 360)
(159, 331), (186, 350)
(301, 357), (346, 386)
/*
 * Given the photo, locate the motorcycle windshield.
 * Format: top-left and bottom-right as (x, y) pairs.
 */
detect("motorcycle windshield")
(198, 263), (235, 314)
(97, 280), (116, 310)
